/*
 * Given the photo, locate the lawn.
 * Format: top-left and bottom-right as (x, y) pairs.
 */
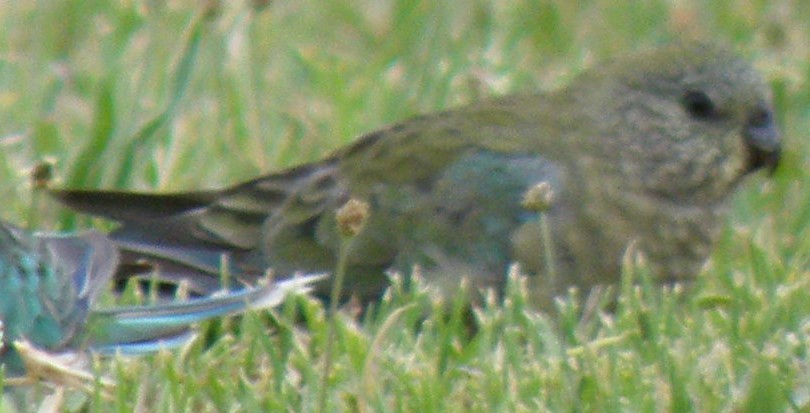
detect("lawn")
(0, 1), (808, 411)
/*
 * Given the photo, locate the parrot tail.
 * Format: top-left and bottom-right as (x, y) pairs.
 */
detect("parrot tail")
(85, 273), (325, 354)
(49, 162), (342, 295)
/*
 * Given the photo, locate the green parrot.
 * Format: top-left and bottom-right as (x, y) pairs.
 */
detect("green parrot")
(51, 42), (781, 309)
(0, 220), (320, 377)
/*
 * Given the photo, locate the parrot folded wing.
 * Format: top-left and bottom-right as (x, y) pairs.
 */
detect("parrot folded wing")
(0, 219), (324, 376)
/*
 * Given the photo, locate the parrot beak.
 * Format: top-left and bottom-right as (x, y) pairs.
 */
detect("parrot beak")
(743, 107), (781, 174)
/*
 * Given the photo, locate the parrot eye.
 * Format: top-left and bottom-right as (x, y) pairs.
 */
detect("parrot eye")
(682, 90), (716, 120)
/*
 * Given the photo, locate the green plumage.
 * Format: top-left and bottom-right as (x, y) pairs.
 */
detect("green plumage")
(0, 221), (320, 376)
(51, 42), (781, 309)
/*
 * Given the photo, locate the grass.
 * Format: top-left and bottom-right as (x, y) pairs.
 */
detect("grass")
(0, 0), (808, 411)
